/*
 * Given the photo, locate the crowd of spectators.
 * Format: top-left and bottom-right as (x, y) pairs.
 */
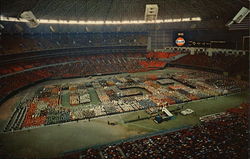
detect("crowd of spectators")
(22, 103), (46, 128)
(58, 104), (249, 159)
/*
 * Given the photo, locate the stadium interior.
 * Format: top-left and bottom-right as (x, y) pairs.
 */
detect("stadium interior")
(0, 0), (249, 159)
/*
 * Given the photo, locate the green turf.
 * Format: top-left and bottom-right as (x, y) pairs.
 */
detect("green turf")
(1, 68), (249, 158)
(88, 88), (101, 105)
(129, 68), (183, 77)
(121, 110), (150, 123)
(61, 93), (70, 107)
(120, 87), (151, 96)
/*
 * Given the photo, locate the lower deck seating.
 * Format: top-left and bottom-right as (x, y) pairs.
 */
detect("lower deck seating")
(171, 53), (249, 80)
(146, 52), (180, 59)
(139, 60), (167, 68)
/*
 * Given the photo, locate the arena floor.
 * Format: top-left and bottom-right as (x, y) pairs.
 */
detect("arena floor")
(0, 67), (249, 158)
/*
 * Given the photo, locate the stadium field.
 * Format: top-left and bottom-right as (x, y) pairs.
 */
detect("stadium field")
(0, 88), (248, 158)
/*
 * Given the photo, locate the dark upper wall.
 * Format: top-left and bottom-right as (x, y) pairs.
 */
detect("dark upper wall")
(146, 29), (249, 50)
(0, 32), (148, 55)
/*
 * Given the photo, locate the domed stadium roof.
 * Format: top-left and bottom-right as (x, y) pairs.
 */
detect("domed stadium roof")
(1, 0), (248, 22)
